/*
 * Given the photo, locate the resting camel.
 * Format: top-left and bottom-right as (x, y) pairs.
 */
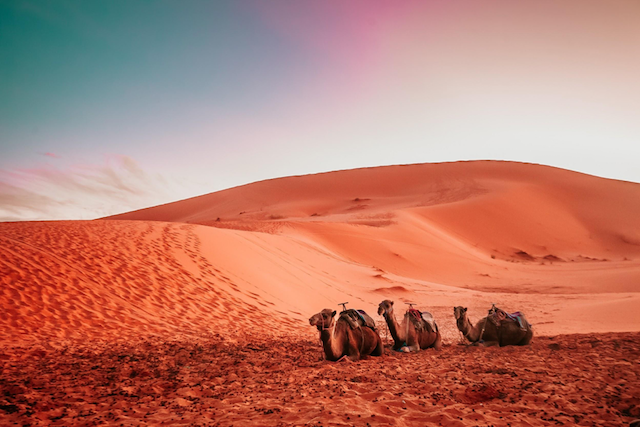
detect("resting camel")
(454, 306), (533, 347)
(309, 308), (383, 361)
(377, 300), (442, 352)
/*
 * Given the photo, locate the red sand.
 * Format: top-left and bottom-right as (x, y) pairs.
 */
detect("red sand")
(2, 160), (639, 425)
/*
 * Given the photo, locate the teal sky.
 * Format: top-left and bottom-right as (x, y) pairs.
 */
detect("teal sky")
(2, 0), (640, 221)
(2, 1), (298, 157)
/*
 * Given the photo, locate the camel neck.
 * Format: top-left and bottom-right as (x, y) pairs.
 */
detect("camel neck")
(319, 325), (342, 361)
(460, 316), (479, 342)
(384, 311), (405, 346)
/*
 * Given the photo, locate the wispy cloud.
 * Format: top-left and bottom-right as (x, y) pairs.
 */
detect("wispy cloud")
(39, 152), (60, 158)
(0, 155), (180, 221)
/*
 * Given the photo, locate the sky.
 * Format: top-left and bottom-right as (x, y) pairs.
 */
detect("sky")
(1, 0), (639, 221)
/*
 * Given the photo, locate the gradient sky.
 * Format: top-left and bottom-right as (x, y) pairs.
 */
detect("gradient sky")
(1, 0), (639, 221)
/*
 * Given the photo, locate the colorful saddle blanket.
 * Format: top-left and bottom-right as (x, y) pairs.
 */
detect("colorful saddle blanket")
(490, 308), (529, 330)
(341, 309), (376, 330)
(407, 308), (438, 332)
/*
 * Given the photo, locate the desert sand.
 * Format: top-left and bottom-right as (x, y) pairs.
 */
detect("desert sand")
(1, 160), (639, 426)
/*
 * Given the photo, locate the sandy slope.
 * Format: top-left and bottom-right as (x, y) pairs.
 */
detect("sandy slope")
(2, 160), (640, 425)
(101, 160), (640, 334)
(107, 161), (640, 263)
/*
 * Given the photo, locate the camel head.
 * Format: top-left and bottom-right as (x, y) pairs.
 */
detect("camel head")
(453, 306), (467, 320)
(378, 300), (394, 317)
(309, 309), (336, 331)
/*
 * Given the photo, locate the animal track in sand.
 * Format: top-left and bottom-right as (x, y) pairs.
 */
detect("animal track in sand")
(0, 221), (286, 344)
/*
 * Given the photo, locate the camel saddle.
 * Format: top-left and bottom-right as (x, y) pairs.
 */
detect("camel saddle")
(340, 309), (377, 330)
(407, 308), (438, 333)
(489, 307), (528, 330)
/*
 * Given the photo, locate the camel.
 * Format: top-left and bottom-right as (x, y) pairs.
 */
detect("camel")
(377, 300), (442, 352)
(309, 308), (384, 361)
(453, 306), (533, 347)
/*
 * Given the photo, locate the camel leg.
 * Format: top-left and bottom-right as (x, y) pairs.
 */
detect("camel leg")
(519, 329), (534, 345)
(405, 342), (420, 352)
(346, 348), (360, 361)
(401, 337), (418, 352)
(372, 334), (384, 357)
(432, 332), (443, 350)
(345, 333), (361, 361)
(481, 340), (500, 347)
(404, 329), (420, 352)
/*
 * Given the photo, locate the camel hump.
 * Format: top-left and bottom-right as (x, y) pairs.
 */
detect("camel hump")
(407, 308), (438, 332)
(420, 311), (438, 332)
(492, 307), (530, 330)
(340, 309), (376, 330)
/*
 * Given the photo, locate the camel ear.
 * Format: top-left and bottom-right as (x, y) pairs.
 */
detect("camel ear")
(331, 310), (336, 317)
(463, 307), (467, 312)
(390, 301), (394, 306)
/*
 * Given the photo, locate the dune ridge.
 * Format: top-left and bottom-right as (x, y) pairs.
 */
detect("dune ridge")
(106, 161), (640, 260)
(108, 161), (640, 271)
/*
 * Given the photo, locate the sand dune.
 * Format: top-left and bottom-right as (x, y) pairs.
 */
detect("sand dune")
(107, 161), (640, 260)
(2, 160), (640, 425)
(108, 161), (640, 291)
(102, 160), (640, 329)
